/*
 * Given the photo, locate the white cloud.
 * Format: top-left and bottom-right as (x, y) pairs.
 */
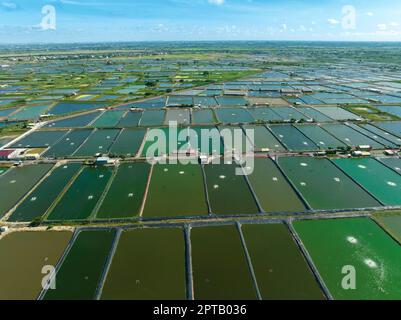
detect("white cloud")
(208, 0), (225, 5)
(1, 1), (17, 10)
(390, 22), (400, 27)
(328, 18), (340, 25)
(377, 24), (387, 31)
(366, 12), (374, 17)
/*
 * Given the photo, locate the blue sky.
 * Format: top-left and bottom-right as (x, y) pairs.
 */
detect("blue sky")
(0, 0), (400, 43)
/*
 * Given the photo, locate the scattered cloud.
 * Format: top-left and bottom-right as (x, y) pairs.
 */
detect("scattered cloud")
(1, 1), (17, 10)
(208, 0), (225, 5)
(328, 18), (340, 25)
(377, 23), (387, 31)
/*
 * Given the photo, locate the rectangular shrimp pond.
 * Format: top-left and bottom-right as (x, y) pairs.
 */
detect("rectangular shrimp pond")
(277, 157), (381, 211)
(143, 163), (208, 218)
(293, 218), (401, 300)
(0, 231), (72, 300)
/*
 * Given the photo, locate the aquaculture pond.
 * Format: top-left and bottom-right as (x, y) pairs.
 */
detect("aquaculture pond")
(379, 157), (401, 174)
(117, 111), (142, 127)
(9, 163), (82, 222)
(347, 123), (398, 148)
(278, 157), (380, 210)
(241, 223), (324, 300)
(0, 107), (17, 118)
(333, 158), (401, 206)
(189, 126), (224, 155)
(194, 96), (218, 108)
(47, 166), (113, 221)
(216, 96), (248, 107)
(140, 110), (165, 126)
(247, 158), (306, 213)
(165, 109), (190, 125)
(271, 107), (310, 122)
(247, 107), (283, 122)
(374, 121), (401, 137)
(43, 229), (116, 300)
(92, 110), (125, 128)
(0, 163), (54, 218)
(144, 163), (208, 218)
(269, 125), (318, 151)
(313, 107), (361, 121)
(101, 228), (186, 300)
(9, 104), (51, 121)
(298, 107), (333, 122)
(360, 124), (401, 146)
(50, 102), (107, 115)
(215, 108), (254, 124)
(0, 231), (72, 300)
(295, 125), (346, 150)
(43, 129), (93, 158)
(321, 124), (384, 149)
(191, 225), (257, 300)
(0, 137), (12, 148)
(45, 111), (102, 128)
(242, 125), (285, 151)
(109, 129), (145, 157)
(192, 109), (216, 124)
(11, 130), (67, 148)
(375, 214), (401, 244)
(219, 126), (251, 153)
(294, 218), (401, 300)
(376, 105), (401, 118)
(96, 162), (150, 219)
(73, 129), (120, 157)
(204, 164), (259, 215)
(141, 127), (189, 157)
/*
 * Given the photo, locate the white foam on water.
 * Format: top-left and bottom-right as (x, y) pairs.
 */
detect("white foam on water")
(300, 163), (308, 167)
(347, 236), (358, 244)
(358, 165), (367, 169)
(164, 168), (168, 172)
(364, 259), (378, 269)
(387, 181), (397, 187)
(179, 171), (185, 175)
(213, 184), (219, 189)
(334, 177), (341, 182)
(10, 180), (16, 184)
(273, 177), (278, 182)
(88, 195), (94, 200)
(30, 197), (37, 202)
(300, 182), (307, 186)
(128, 193), (134, 198)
